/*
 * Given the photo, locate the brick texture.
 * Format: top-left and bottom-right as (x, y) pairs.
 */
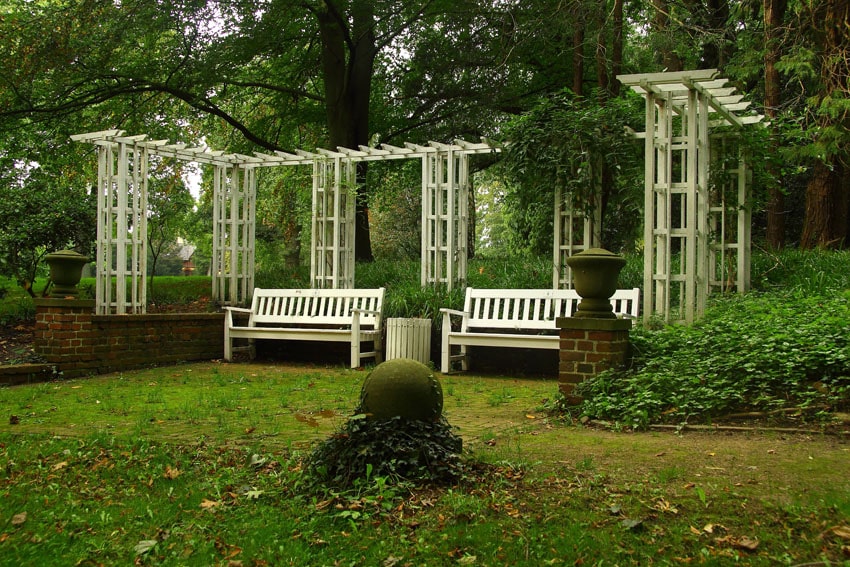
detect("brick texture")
(34, 299), (224, 378)
(557, 320), (630, 405)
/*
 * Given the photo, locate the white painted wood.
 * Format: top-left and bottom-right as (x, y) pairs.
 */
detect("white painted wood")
(90, 139), (148, 314)
(440, 287), (640, 373)
(75, 131), (499, 305)
(386, 318), (432, 364)
(618, 71), (761, 324)
(223, 287), (385, 368)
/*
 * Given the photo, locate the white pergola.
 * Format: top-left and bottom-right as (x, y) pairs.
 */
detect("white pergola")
(72, 130), (496, 314)
(616, 69), (763, 324)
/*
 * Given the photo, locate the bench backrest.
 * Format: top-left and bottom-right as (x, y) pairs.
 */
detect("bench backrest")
(249, 288), (384, 327)
(462, 288), (640, 331)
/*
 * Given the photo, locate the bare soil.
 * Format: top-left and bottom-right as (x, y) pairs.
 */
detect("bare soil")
(0, 321), (38, 365)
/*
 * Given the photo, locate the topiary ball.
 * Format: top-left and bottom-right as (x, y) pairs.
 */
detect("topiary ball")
(358, 358), (443, 422)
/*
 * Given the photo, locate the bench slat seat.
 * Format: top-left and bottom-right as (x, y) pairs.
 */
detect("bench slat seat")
(224, 288), (385, 368)
(440, 287), (639, 373)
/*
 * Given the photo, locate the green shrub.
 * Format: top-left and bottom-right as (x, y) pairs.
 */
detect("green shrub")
(578, 291), (850, 428)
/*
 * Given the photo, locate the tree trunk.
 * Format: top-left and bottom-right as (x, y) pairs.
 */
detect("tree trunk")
(800, 160), (841, 248)
(763, 0), (787, 248)
(573, 25), (585, 96)
(316, 0), (377, 262)
(800, 0), (849, 249)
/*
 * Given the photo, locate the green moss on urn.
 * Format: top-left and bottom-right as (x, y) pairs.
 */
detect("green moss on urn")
(358, 358), (443, 422)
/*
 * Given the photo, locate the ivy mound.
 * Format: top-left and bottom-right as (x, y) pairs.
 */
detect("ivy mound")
(305, 359), (463, 489)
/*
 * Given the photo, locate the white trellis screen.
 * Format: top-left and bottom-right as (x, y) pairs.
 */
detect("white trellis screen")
(617, 70), (762, 324)
(212, 164), (256, 304)
(553, 187), (602, 289)
(311, 153), (356, 289)
(421, 144), (469, 289)
(709, 134), (751, 296)
(71, 131), (149, 314)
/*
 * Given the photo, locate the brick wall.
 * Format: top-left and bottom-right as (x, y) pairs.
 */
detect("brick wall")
(557, 317), (631, 405)
(34, 299), (224, 377)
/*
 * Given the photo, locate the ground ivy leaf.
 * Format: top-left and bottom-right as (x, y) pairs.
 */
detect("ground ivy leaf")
(245, 489), (263, 500)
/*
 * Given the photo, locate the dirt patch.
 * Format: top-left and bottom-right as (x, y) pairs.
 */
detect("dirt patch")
(0, 321), (39, 365)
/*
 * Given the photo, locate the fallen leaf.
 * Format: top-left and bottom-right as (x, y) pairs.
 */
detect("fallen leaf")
(134, 540), (157, 556)
(825, 526), (850, 540)
(9, 415), (19, 425)
(11, 512), (26, 526)
(51, 461), (68, 471)
(525, 414), (537, 419)
(200, 499), (222, 510)
(163, 465), (181, 480)
(294, 413), (319, 427)
(734, 536), (759, 551)
(621, 518), (644, 531)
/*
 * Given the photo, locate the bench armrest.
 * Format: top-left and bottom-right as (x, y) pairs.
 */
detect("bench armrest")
(439, 308), (467, 317)
(223, 306), (253, 314)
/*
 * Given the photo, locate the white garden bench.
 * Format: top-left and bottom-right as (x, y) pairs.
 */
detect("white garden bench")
(440, 287), (640, 373)
(224, 288), (385, 368)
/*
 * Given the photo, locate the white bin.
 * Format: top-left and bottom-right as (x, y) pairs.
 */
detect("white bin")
(385, 318), (432, 364)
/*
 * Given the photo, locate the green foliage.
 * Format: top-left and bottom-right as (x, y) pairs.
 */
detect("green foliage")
(498, 90), (644, 255)
(751, 248), (850, 293)
(304, 416), (465, 491)
(578, 292), (850, 428)
(0, 161), (96, 294)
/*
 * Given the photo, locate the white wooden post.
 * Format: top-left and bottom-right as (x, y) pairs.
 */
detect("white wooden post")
(91, 136), (148, 315)
(212, 164), (256, 305)
(311, 155), (355, 289)
(421, 145), (468, 289)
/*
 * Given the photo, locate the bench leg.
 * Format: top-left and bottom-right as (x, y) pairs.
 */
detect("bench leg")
(350, 341), (359, 369)
(224, 326), (232, 362)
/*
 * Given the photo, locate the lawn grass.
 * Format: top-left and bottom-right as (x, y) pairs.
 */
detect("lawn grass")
(2, 362), (849, 566)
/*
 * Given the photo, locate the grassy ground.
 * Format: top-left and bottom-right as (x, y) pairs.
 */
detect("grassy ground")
(2, 362), (849, 566)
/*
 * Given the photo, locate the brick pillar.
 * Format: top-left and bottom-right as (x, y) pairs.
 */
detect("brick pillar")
(556, 317), (631, 405)
(34, 299), (96, 375)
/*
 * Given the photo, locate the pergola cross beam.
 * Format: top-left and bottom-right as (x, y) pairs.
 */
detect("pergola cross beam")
(73, 130), (498, 312)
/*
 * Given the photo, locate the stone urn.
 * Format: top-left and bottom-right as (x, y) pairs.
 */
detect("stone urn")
(566, 248), (626, 318)
(45, 250), (89, 298)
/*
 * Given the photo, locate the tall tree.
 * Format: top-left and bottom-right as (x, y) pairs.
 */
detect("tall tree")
(796, 0), (850, 248)
(763, 0), (787, 248)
